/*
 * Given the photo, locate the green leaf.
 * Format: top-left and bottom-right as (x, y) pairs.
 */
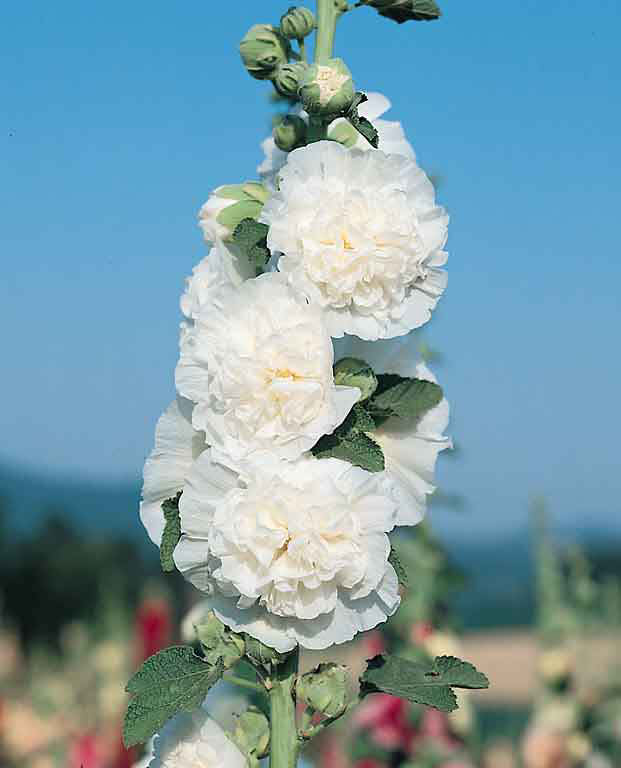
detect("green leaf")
(312, 429), (384, 472)
(344, 92), (380, 149)
(229, 218), (271, 274)
(123, 646), (224, 747)
(388, 546), (409, 587)
(334, 357), (378, 401)
(360, 654), (489, 713)
(369, 375), (442, 426)
(361, 0), (442, 24)
(160, 493), (181, 573)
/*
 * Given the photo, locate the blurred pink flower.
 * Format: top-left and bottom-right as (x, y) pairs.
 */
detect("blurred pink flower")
(354, 694), (414, 750)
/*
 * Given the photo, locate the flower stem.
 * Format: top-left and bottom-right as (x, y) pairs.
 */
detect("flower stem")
(223, 674), (265, 694)
(298, 38), (308, 63)
(269, 649), (299, 768)
(315, 0), (338, 64)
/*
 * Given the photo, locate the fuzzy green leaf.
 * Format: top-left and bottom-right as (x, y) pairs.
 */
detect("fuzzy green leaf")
(344, 92), (380, 149)
(313, 430), (384, 472)
(123, 646), (224, 747)
(369, 375), (443, 426)
(361, 654), (489, 712)
(229, 218), (271, 274)
(361, 0), (442, 24)
(160, 493), (181, 573)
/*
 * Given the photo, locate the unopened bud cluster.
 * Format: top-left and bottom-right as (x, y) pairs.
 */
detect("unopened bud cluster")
(240, 24), (290, 80)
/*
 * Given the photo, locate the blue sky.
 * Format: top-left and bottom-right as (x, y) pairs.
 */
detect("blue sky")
(1, 0), (620, 538)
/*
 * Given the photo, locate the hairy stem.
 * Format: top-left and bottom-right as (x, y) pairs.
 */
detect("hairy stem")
(269, 649), (299, 768)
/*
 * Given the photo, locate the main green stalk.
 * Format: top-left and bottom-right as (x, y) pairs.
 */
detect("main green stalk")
(269, 649), (300, 768)
(315, 0), (338, 63)
(308, 0), (340, 142)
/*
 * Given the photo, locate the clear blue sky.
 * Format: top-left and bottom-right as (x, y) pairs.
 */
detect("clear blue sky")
(1, 0), (619, 538)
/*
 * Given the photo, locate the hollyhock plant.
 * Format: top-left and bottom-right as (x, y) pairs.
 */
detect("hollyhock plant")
(127, 3), (488, 767)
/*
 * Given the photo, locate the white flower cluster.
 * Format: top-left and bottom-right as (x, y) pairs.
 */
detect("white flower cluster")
(141, 93), (450, 652)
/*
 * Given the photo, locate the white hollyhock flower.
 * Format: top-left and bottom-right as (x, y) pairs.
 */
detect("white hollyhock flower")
(148, 708), (247, 768)
(261, 140), (448, 340)
(175, 272), (360, 462)
(258, 92), (415, 186)
(180, 240), (254, 332)
(139, 397), (206, 547)
(174, 451), (402, 652)
(334, 334), (451, 524)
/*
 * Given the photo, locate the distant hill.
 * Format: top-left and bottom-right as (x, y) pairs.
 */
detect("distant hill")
(0, 462), (142, 539)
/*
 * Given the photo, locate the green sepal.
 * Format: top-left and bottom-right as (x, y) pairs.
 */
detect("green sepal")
(216, 199), (264, 233)
(334, 357), (378, 401)
(244, 635), (290, 671)
(123, 646), (224, 747)
(160, 493), (181, 573)
(228, 218), (271, 275)
(196, 612), (245, 668)
(360, 654), (489, 713)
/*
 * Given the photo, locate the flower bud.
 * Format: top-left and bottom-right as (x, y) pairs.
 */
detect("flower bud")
(273, 61), (307, 99)
(195, 612), (245, 668)
(273, 115), (307, 152)
(333, 357), (377, 401)
(198, 181), (269, 243)
(231, 707), (270, 765)
(297, 663), (349, 719)
(244, 635), (290, 671)
(280, 7), (315, 40)
(299, 58), (355, 116)
(239, 24), (290, 81)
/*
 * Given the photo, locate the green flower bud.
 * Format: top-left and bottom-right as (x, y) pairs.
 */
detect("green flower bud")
(231, 707), (270, 765)
(297, 663), (349, 719)
(199, 181), (269, 242)
(280, 6), (315, 40)
(333, 357), (378, 401)
(240, 24), (290, 81)
(299, 58), (355, 116)
(244, 635), (290, 671)
(273, 115), (307, 152)
(273, 61), (308, 99)
(195, 612), (245, 668)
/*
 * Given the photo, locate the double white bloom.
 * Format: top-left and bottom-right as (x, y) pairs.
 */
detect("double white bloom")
(174, 451), (401, 652)
(176, 272), (359, 461)
(141, 92), (450, 651)
(262, 140), (448, 340)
